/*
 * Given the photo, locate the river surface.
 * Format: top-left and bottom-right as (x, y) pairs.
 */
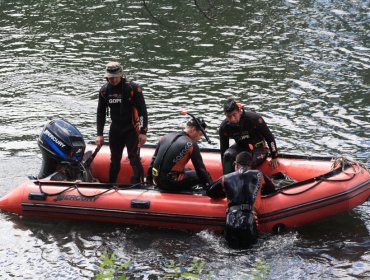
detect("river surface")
(0, 0), (369, 279)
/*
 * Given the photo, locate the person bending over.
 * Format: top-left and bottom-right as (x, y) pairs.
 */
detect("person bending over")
(146, 118), (212, 191)
(207, 151), (275, 249)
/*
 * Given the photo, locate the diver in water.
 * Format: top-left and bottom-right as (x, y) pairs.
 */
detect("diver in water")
(207, 151), (275, 248)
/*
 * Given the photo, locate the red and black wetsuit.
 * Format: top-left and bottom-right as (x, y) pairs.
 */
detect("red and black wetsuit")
(219, 110), (278, 174)
(147, 131), (212, 191)
(97, 78), (148, 183)
(207, 168), (268, 248)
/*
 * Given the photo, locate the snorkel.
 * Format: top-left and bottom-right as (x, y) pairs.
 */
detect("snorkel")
(180, 111), (212, 144)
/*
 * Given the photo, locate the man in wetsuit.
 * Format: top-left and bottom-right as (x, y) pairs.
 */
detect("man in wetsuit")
(207, 151), (273, 248)
(96, 62), (148, 183)
(219, 99), (279, 174)
(146, 118), (212, 191)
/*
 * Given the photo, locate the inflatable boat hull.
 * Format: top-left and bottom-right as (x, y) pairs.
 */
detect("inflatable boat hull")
(0, 145), (369, 232)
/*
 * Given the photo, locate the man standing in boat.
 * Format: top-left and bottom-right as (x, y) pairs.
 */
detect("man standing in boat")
(96, 62), (148, 183)
(219, 99), (279, 174)
(146, 118), (213, 191)
(207, 151), (272, 248)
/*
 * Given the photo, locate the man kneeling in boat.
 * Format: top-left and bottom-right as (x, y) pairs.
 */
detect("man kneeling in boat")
(146, 118), (213, 191)
(219, 99), (279, 174)
(207, 151), (275, 248)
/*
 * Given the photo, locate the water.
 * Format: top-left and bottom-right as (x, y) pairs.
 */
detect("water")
(0, 0), (369, 279)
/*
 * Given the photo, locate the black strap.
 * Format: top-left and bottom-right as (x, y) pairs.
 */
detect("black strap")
(278, 163), (352, 191)
(229, 204), (252, 212)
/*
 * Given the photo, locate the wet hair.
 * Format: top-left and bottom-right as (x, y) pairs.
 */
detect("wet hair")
(223, 99), (239, 113)
(235, 151), (253, 167)
(187, 117), (207, 131)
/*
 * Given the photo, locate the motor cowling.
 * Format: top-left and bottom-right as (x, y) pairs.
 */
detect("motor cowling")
(37, 119), (86, 179)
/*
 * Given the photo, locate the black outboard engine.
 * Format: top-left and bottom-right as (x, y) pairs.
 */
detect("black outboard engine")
(38, 119), (86, 180)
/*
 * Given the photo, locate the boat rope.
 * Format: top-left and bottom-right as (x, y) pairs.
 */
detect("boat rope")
(37, 181), (148, 199)
(38, 182), (74, 196)
(73, 181), (147, 198)
(74, 182), (118, 198)
(276, 157), (367, 196)
(38, 180), (118, 198)
(331, 157), (369, 175)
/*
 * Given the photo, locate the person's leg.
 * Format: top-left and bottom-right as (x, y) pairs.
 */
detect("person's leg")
(223, 144), (244, 174)
(240, 213), (258, 248)
(158, 169), (200, 191)
(177, 169), (200, 190)
(224, 226), (241, 249)
(109, 125), (125, 183)
(126, 129), (144, 183)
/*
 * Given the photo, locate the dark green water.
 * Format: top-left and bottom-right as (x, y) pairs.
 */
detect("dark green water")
(0, 0), (369, 279)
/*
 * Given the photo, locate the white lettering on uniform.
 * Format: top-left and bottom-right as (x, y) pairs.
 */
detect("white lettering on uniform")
(109, 98), (121, 104)
(173, 142), (193, 163)
(252, 172), (262, 201)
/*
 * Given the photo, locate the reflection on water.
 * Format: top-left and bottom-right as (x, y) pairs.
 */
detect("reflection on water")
(0, 0), (369, 279)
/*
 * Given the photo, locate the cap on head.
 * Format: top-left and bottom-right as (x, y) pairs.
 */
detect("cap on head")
(187, 117), (207, 131)
(224, 99), (239, 113)
(235, 151), (253, 167)
(104, 62), (123, 78)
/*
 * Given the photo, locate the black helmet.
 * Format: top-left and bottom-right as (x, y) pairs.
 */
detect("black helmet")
(187, 117), (207, 130)
(224, 99), (239, 113)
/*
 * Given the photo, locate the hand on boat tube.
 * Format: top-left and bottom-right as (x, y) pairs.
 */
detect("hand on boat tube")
(96, 135), (104, 148)
(269, 158), (279, 169)
(138, 133), (147, 147)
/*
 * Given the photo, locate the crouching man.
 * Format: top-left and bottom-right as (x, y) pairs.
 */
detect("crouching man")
(146, 117), (212, 191)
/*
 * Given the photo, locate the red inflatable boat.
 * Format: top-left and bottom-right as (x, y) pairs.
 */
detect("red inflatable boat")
(1, 144), (369, 233)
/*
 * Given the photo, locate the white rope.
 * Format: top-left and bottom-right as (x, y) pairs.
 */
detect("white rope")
(331, 157), (369, 175)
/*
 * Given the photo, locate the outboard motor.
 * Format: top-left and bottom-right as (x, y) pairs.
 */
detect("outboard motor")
(38, 119), (86, 180)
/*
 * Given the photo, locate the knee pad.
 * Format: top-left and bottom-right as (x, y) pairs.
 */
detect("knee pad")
(223, 149), (236, 162)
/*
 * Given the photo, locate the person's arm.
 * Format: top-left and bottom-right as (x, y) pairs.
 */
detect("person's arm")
(256, 117), (279, 168)
(206, 177), (226, 199)
(190, 144), (213, 189)
(132, 84), (148, 133)
(132, 83), (148, 146)
(96, 87), (107, 147)
(253, 173), (265, 210)
(146, 140), (161, 184)
(218, 121), (229, 162)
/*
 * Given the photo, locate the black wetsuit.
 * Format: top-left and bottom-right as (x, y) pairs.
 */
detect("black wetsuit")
(219, 110), (278, 174)
(207, 168), (267, 249)
(147, 131), (212, 191)
(97, 79), (148, 183)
